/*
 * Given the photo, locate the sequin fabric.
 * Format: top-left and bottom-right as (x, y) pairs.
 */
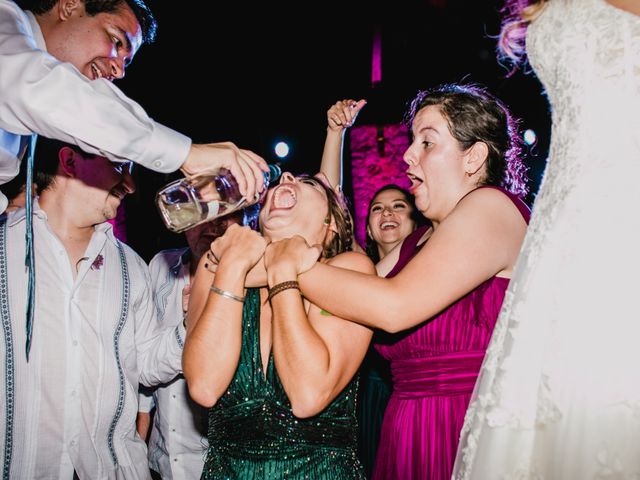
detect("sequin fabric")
(202, 289), (365, 479)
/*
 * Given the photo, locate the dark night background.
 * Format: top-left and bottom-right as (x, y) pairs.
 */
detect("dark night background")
(117, 0), (551, 261)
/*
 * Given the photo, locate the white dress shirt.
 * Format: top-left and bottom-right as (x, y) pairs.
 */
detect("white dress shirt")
(0, 204), (186, 479)
(139, 249), (208, 479)
(0, 0), (191, 211)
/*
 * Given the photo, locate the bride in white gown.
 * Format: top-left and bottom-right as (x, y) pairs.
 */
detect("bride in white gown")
(453, 0), (640, 478)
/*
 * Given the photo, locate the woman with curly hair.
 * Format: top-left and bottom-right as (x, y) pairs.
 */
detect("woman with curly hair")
(183, 169), (375, 479)
(453, 1), (640, 478)
(263, 83), (531, 480)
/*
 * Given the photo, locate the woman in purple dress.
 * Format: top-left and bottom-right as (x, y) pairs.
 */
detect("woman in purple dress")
(263, 84), (530, 480)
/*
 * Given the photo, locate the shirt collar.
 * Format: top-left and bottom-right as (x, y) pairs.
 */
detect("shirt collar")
(7, 197), (46, 227)
(8, 199), (120, 246)
(24, 11), (47, 52)
(170, 249), (192, 276)
(95, 221), (119, 246)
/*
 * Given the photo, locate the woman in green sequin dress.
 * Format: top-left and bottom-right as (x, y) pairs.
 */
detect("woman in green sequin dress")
(183, 171), (375, 479)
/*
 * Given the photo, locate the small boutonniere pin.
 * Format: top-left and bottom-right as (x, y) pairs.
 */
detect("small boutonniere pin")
(91, 254), (104, 271)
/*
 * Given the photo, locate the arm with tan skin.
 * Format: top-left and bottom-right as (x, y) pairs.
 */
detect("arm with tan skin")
(136, 411), (152, 442)
(183, 225), (267, 407)
(319, 99), (367, 188)
(605, 0), (640, 16)
(319, 98), (367, 255)
(264, 245), (375, 418)
(136, 386), (154, 442)
(276, 189), (527, 332)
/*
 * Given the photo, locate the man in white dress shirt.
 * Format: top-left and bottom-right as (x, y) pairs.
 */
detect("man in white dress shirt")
(0, 0), (267, 213)
(0, 137), (186, 479)
(138, 211), (246, 479)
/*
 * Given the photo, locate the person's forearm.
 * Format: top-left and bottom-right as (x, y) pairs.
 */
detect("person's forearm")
(270, 290), (334, 418)
(136, 275), (184, 386)
(138, 322), (186, 386)
(183, 266), (245, 407)
(297, 262), (410, 332)
(319, 128), (344, 188)
(136, 412), (152, 442)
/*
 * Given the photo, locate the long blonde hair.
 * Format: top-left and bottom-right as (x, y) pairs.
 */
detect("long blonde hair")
(498, 0), (549, 69)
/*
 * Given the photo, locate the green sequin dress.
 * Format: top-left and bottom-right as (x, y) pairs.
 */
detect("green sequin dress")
(201, 289), (365, 480)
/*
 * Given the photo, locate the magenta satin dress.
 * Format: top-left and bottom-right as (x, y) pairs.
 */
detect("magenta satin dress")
(372, 188), (530, 480)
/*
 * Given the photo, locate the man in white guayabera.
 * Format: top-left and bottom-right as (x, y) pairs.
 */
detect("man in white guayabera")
(0, 137), (186, 478)
(138, 207), (252, 479)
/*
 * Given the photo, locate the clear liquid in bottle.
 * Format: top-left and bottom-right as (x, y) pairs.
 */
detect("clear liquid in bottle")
(156, 165), (281, 233)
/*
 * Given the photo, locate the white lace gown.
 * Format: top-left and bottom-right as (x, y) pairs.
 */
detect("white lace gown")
(453, 1), (640, 478)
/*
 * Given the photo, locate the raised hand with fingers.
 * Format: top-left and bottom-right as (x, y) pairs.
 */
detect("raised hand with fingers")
(327, 99), (367, 132)
(321, 98), (366, 189)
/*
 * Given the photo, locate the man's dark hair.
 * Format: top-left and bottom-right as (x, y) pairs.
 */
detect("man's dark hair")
(0, 138), (67, 200)
(20, 0), (157, 43)
(32, 137), (87, 193)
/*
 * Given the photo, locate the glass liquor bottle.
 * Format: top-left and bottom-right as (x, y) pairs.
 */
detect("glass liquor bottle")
(156, 164), (281, 233)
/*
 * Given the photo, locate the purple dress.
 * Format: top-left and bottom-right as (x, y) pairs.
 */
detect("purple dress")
(372, 188), (530, 480)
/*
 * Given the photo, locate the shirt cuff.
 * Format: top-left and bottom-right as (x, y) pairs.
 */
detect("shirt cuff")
(137, 122), (192, 173)
(138, 389), (156, 413)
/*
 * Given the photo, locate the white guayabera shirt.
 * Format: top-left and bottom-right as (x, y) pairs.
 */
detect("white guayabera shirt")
(0, 0), (191, 212)
(139, 249), (209, 479)
(0, 204), (186, 479)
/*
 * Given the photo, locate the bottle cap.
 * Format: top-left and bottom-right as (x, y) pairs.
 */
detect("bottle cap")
(267, 164), (282, 185)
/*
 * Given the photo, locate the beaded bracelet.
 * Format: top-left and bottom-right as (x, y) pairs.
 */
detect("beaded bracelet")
(267, 280), (300, 303)
(210, 285), (245, 303)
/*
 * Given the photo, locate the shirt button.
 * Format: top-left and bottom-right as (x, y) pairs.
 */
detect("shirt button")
(173, 458), (178, 462)
(71, 390), (76, 397)
(154, 161), (162, 168)
(72, 340), (78, 346)
(172, 395), (176, 399)
(70, 440), (76, 447)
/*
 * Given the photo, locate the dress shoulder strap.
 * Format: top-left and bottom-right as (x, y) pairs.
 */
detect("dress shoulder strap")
(465, 186), (531, 225)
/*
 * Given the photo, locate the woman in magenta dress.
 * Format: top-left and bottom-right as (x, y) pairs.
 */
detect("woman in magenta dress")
(372, 190), (528, 479)
(263, 84), (530, 480)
